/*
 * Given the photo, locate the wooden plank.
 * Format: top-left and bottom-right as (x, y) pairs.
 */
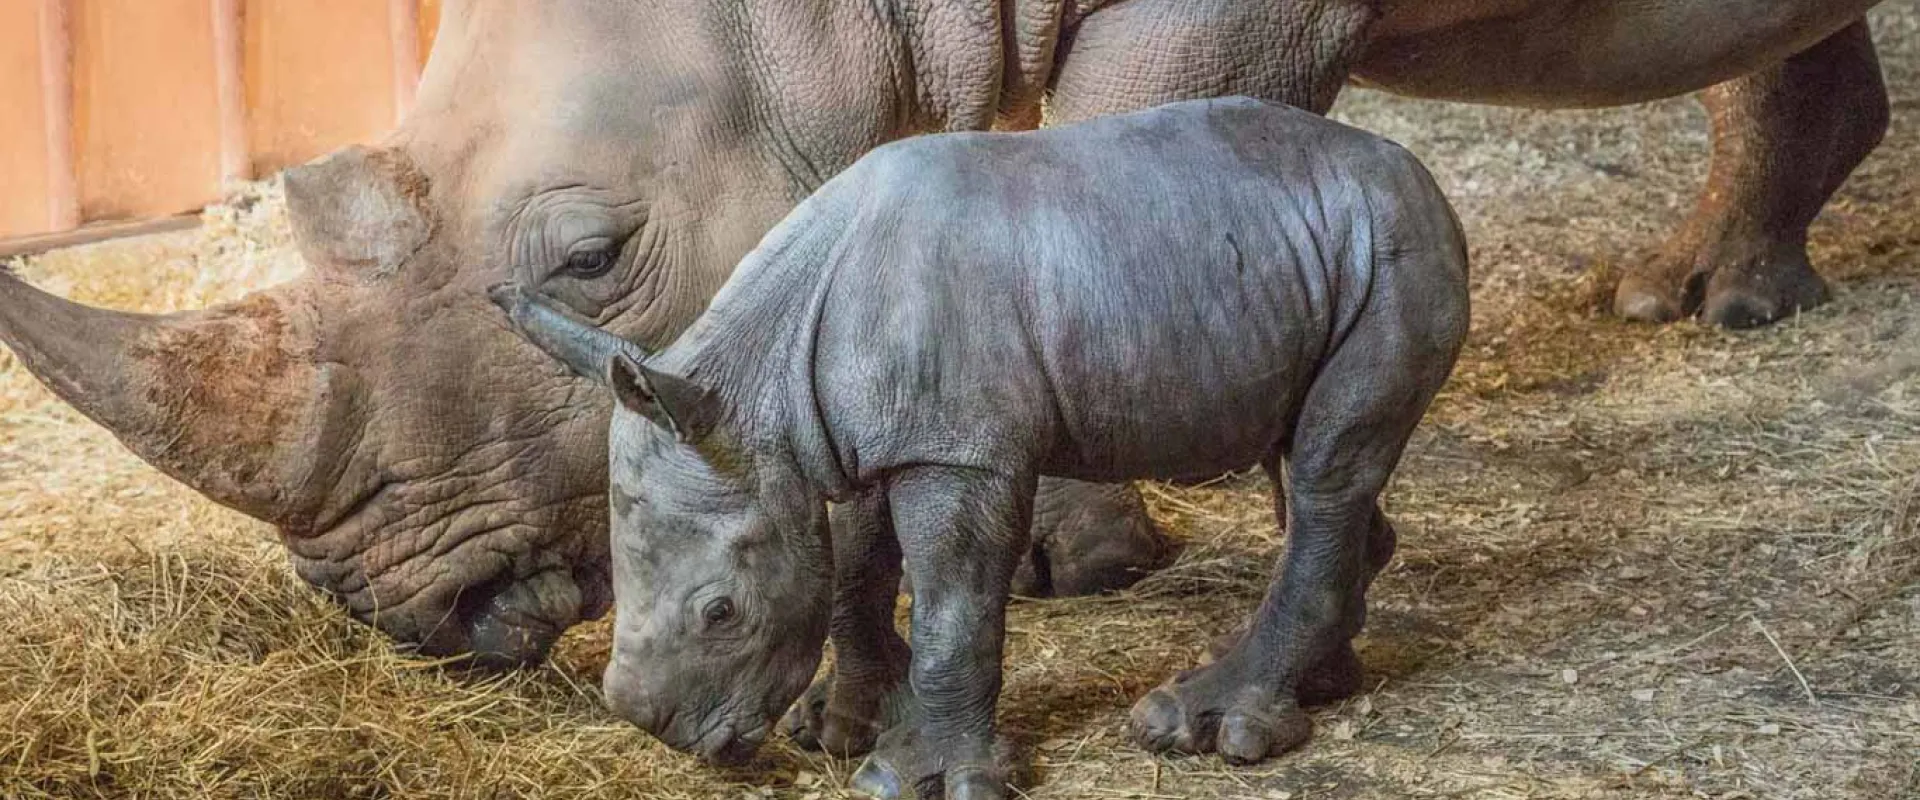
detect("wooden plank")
(243, 0), (396, 175)
(0, 215), (200, 261)
(0, 3), (55, 239)
(390, 0), (423, 123)
(71, 0), (223, 223)
(38, 0), (78, 232)
(212, 0), (251, 188)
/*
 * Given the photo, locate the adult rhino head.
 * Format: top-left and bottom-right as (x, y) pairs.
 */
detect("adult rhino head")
(0, 138), (611, 666)
(0, 0), (1149, 667)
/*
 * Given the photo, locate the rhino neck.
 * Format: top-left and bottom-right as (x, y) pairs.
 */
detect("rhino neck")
(886, 0), (1064, 133)
(725, 0), (1032, 196)
(654, 188), (858, 498)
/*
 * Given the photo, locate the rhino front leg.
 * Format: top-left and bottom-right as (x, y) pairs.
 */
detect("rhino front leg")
(794, 479), (1168, 756)
(1019, 478), (1174, 597)
(1615, 20), (1888, 328)
(783, 489), (915, 756)
(852, 467), (1030, 800)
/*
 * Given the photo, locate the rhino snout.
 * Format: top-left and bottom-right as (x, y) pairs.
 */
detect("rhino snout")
(603, 666), (770, 765)
(603, 664), (670, 734)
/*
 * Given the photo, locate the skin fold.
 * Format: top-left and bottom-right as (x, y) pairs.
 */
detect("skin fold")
(0, 0), (1883, 668)
(496, 99), (1470, 798)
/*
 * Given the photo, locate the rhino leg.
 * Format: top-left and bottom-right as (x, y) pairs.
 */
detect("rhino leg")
(849, 467), (1031, 800)
(1198, 506), (1393, 708)
(1615, 20), (1888, 328)
(1020, 479), (1176, 597)
(791, 480), (1170, 754)
(1129, 280), (1451, 765)
(1024, 0), (1369, 606)
(783, 490), (915, 756)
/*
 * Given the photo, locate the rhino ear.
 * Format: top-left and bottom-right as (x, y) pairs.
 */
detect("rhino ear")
(609, 354), (721, 444)
(283, 145), (432, 277)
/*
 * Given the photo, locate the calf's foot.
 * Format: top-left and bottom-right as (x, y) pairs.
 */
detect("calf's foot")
(782, 667), (915, 757)
(1129, 650), (1313, 765)
(849, 707), (1019, 800)
(1202, 629), (1361, 705)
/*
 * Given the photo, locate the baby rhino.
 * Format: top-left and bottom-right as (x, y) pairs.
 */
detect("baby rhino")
(493, 97), (1468, 799)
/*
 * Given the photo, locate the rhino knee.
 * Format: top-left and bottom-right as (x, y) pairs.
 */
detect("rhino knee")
(1033, 481), (1174, 597)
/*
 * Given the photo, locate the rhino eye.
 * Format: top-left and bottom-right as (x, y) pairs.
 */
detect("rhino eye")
(561, 242), (620, 279)
(701, 597), (737, 627)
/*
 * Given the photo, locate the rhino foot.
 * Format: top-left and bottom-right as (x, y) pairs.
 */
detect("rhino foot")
(848, 703), (1021, 800)
(1128, 654), (1314, 765)
(1616, 20), (1882, 329)
(1700, 248), (1830, 329)
(1614, 240), (1829, 329)
(1612, 256), (1697, 325)
(1201, 630), (1364, 707)
(782, 666), (915, 758)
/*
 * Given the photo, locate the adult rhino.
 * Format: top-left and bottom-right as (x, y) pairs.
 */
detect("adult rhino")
(0, 0), (1889, 670)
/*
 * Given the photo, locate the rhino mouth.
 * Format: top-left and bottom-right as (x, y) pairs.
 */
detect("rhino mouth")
(696, 719), (771, 766)
(445, 572), (570, 668)
(288, 476), (609, 668)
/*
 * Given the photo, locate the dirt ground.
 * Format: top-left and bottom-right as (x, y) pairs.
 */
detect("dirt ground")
(3, 9), (1918, 800)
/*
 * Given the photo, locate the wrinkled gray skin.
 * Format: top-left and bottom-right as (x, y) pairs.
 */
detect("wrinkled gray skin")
(498, 99), (1470, 798)
(0, 0), (1884, 669)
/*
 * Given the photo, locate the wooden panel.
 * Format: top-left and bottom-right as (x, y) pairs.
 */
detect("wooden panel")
(391, 0), (423, 120)
(244, 0), (397, 175)
(213, 0), (249, 185)
(0, 3), (54, 238)
(1, 0), (431, 246)
(0, 216), (198, 260)
(419, 0), (441, 63)
(71, 0), (223, 222)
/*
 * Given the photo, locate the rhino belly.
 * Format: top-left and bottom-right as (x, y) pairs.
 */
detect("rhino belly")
(1353, 0), (1880, 107)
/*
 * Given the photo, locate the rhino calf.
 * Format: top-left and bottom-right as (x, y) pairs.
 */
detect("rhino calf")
(494, 97), (1468, 798)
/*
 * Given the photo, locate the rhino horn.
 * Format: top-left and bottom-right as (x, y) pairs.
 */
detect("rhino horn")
(488, 282), (651, 382)
(0, 269), (330, 527)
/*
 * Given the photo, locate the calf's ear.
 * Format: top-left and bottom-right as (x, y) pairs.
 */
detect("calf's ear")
(609, 354), (720, 444)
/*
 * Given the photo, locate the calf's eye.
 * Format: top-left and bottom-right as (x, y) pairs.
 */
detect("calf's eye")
(702, 597), (736, 627)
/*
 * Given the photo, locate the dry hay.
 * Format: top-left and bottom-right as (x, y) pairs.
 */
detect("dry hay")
(4, 9), (1919, 798)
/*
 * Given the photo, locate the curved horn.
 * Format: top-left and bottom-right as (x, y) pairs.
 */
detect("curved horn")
(0, 269), (326, 525)
(488, 283), (648, 381)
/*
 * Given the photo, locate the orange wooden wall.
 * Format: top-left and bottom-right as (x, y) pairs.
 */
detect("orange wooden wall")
(0, 0), (441, 241)
(0, 3), (54, 239)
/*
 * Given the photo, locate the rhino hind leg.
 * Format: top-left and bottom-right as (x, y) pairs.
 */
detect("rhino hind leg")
(1197, 506), (1393, 707)
(1615, 20), (1888, 328)
(1034, 0), (1370, 604)
(1130, 266), (1453, 764)
(783, 491), (915, 756)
